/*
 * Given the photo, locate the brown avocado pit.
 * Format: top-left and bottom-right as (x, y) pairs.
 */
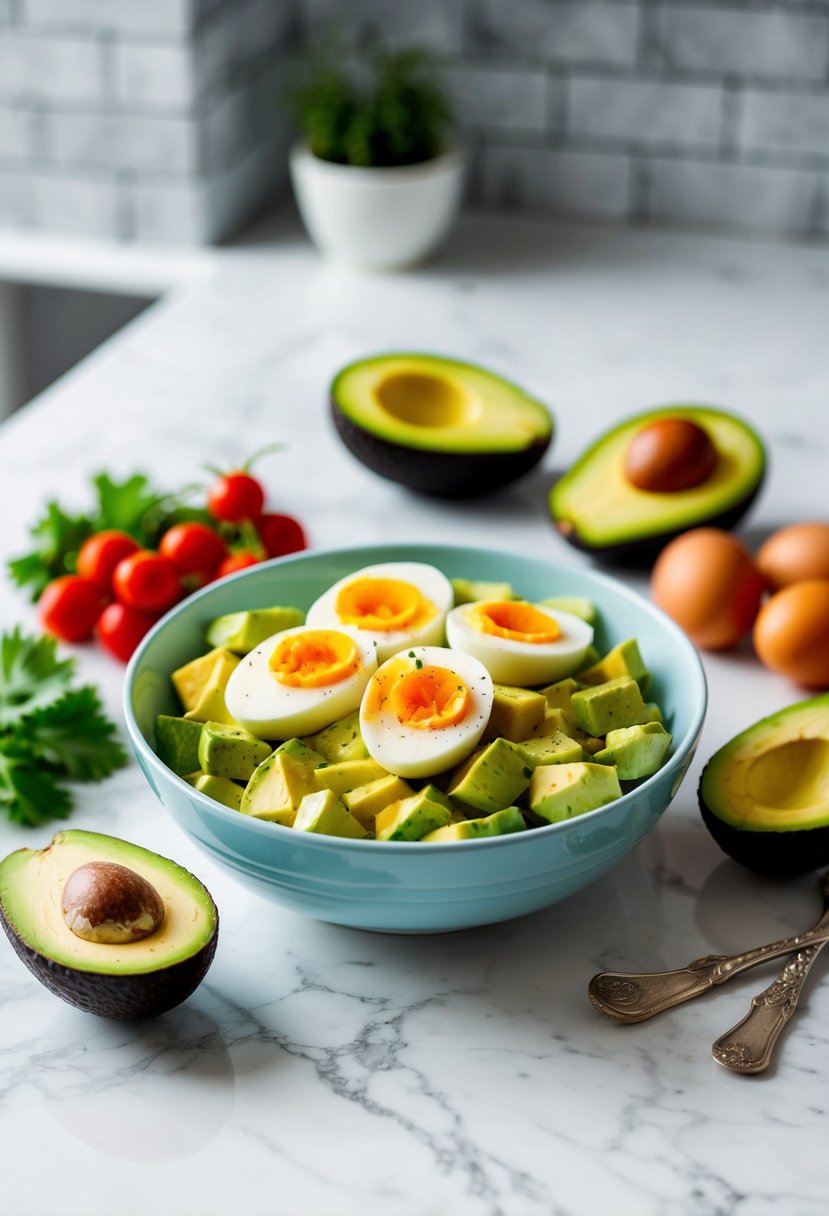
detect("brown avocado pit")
(330, 352), (554, 498)
(0, 830), (218, 1019)
(624, 417), (718, 493)
(62, 861), (165, 945)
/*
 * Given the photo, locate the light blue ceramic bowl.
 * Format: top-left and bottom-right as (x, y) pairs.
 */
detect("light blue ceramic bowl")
(124, 543), (706, 934)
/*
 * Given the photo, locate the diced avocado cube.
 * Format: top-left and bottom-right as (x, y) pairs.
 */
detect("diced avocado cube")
(294, 789), (368, 839)
(241, 737), (322, 821)
(172, 648), (239, 712)
(578, 638), (650, 693)
(529, 762), (622, 823)
(594, 722), (672, 780)
(447, 738), (532, 813)
(303, 710), (369, 762)
(571, 676), (649, 737)
(205, 606), (305, 654)
(513, 731), (584, 767)
(314, 757), (389, 796)
(155, 715), (203, 777)
(180, 649), (241, 725)
(343, 774), (415, 830)
(198, 721), (272, 782)
(643, 702), (664, 725)
(451, 578), (514, 605)
(422, 806), (527, 842)
(539, 596), (598, 626)
(483, 684), (547, 743)
(375, 787), (453, 841)
(533, 706), (577, 737)
(539, 677), (581, 715)
(193, 773), (245, 811)
(576, 644), (600, 670)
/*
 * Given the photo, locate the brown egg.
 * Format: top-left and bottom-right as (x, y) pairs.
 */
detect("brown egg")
(753, 579), (829, 688)
(650, 528), (767, 650)
(756, 523), (829, 591)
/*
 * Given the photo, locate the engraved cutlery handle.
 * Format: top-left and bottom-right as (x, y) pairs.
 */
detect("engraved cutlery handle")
(589, 921), (829, 1024)
(712, 942), (826, 1074)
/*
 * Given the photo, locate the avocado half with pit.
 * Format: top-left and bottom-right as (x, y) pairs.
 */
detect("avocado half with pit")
(0, 829), (219, 1019)
(551, 405), (765, 562)
(330, 353), (553, 498)
(698, 694), (829, 877)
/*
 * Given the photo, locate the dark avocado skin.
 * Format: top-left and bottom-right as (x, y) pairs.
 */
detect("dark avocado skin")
(557, 479), (765, 566)
(0, 903), (218, 1019)
(698, 769), (829, 879)
(332, 402), (551, 498)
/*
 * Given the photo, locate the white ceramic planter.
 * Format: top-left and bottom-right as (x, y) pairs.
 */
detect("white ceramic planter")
(289, 142), (465, 271)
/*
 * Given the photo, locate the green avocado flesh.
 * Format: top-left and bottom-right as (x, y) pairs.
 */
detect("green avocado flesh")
(551, 406), (765, 556)
(698, 695), (829, 876)
(330, 353), (553, 497)
(0, 830), (217, 976)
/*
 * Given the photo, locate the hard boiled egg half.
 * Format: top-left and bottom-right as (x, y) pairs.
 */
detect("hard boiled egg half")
(305, 562), (453, 663)
(360, 645), (494, 779)
(445, 600), (593, 686)
(224, 625), (378, 738)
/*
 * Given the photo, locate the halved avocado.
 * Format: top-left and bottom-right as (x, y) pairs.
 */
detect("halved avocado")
(551, 406), (765, 562)
(330, 352), (553, 498)
(698, 694), (829, 876)
(0, 830), (218, 1019)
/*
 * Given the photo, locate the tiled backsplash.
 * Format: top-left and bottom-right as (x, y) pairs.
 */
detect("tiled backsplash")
(0, 0), (827, 243)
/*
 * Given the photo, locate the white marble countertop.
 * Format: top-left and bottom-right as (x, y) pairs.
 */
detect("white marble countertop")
(1, 212), (828, 1216)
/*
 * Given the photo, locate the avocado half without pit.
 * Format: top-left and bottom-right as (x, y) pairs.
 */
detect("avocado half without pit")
(330, 353), (554, 498)
(550, 405), (765, 562)
(0, 830), (219, 1019)
(698, 694), (829, 877)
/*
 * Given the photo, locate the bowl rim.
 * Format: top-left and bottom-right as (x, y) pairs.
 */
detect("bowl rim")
(123, 541), (707, 854)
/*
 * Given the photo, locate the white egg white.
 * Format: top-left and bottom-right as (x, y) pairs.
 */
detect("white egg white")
(304, 561), (453, 663)
(359, 645), (494, 779)
(445, 602), (593, 686)
(224, 625), (378, 739)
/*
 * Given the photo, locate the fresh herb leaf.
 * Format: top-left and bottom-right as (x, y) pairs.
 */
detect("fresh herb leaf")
(0, 628), (75, 729)
(7, 501), (93, 601)
(93, 472), (164, 539)
(0, 749), (72, 827)
(21, 687), (127, 781)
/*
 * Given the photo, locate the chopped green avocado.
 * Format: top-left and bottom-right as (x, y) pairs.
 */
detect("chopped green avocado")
(550, 404), (766, 560)
(241, 737), (322, 822)
(303, 710), (369, 762)
(578, 638), (650, 693)
(452, 578), (515, 605)
(698, 694), (829, 876)
(571, 677), (649, 737)
(205, 606), (304, 653)
(155, 715), (203, 777)
(447, 738), (532, 813)
(330, 352), (553, 498)
(197, 721), (272, 782)
(294, 789), (368, 839)
(483, 684), (547, 742)
(423, 806), (527, 842)
(314, 757), (389, 796)
(375, 785), (453, 841)
(194, 773), (245, 811)
(530, 762), (622, 823)
(593, 722), (672, 779)
(173, 648), (239, 713)
(343, 774), (415, 830)
(539, 596), (598, 625)
(513, 731), (584, 767)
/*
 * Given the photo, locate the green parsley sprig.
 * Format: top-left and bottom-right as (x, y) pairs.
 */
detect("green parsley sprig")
(0, 628), (126, 826)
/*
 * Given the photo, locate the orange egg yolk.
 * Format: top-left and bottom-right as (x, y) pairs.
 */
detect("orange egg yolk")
(472, 601), (560, 644)
(389, 664), (470, 731)
(269, 630), (360, 688)
(335, 577), (435, 633)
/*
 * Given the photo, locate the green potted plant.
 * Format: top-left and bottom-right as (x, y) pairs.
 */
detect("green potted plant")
(289, 45), (463, 270)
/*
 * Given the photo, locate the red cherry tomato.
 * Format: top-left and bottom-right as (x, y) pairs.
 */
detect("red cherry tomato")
(39, 575), (104, 642)
(76, 530), (141, 591)
(97, 602), (159, 662)
(112, 550), (182, 613)
(159, 522), (227, 581)
(207, 472), (265, 524)
(215, 552), (260, 579)
(257, 513), (308, 558)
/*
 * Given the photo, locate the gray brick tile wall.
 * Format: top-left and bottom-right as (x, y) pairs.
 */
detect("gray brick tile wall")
(0, 0), (826, 244)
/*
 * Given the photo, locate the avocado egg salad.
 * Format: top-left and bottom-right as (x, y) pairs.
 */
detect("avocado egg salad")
(155, 562), (672, 842)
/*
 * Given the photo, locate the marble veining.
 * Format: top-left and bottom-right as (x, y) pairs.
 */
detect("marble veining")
(1, 213), (828, 1216)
